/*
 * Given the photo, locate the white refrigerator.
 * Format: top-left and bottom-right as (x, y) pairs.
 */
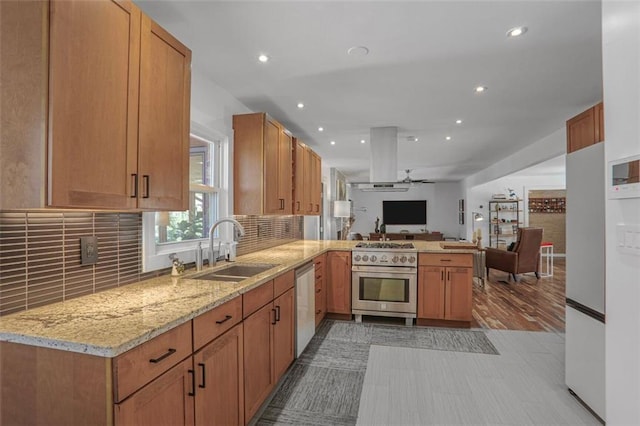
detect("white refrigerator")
(565, 142), (606, 421)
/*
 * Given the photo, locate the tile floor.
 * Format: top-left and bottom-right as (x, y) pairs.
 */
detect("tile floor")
(357, 329), (601, 425)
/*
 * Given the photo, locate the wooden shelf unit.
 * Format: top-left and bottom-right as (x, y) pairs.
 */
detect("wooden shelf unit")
(488, 200), (522, 249)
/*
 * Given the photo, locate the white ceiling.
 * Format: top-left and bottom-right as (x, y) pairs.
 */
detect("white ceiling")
(136, 0), (601, 183)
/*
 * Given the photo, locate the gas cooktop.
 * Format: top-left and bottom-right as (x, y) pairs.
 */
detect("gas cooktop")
(354, 242), (415, 249)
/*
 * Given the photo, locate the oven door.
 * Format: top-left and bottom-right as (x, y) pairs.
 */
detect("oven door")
(351, 266), (417, 315)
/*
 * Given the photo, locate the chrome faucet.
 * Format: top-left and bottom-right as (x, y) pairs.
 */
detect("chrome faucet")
(208, 218), (245, 266)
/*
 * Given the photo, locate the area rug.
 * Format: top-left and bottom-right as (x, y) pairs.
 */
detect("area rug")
(257, 320), (499, 425)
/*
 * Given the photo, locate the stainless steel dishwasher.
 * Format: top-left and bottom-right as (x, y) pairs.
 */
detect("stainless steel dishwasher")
(295, 262), (315, 357)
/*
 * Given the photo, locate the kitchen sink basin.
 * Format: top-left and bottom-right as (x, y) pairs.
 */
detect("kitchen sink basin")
(189, 263), (278, 282)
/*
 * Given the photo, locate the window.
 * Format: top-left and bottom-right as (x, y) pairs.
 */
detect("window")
(143, 132), (228, 272)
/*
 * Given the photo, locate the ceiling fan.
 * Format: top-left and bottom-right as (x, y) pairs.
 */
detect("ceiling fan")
(401, 169), (434, 184)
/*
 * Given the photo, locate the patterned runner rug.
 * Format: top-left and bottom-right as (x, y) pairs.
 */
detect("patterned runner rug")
(257, 320), (499, 426)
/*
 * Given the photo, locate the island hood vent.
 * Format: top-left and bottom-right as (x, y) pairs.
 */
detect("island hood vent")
(354, 126), (410, 192)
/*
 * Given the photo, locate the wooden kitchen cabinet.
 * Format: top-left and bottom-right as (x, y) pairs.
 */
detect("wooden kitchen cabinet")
(193, 324), (244, 426)
(0, 0), (191, 210)
(115, 357), (195, 425)
(293, 138), (322, 216)
(417, 253), (473, 326)
(314, 254), (327, 325)
(326, 251), (352, 317)
(234, 113), (293, 215)
(242, 275), (295, 422)
(566, 102), (604, 154)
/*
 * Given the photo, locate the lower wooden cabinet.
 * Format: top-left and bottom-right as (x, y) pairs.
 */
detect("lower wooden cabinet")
(193, 324), (244, 426)
(115, 357), (195, 425)
(243, 280), (295, 423)
(326, 251), (352, 315)
(314, 254), (327, 325)
(417, 253), (473, 325)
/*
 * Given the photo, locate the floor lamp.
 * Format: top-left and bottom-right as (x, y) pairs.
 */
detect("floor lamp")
(472, 212), (484, 245)
(334, 200), (351, 240)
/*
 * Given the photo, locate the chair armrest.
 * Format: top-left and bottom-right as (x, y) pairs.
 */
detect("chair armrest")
(485, 247), (518, 273)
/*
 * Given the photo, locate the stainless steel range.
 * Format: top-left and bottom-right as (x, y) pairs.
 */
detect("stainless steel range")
(351, 242), (418, 326)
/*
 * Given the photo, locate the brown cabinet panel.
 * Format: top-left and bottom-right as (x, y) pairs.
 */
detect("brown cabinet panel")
(311, 151), (322, 214)
(193, 296), (242, 351)
(243, 302), (275, 421)
(445, 268), (473, 321)
(274, 270), (295, 298)
(293, 139), (306, 214)
(273, 288), (295, 380)
(264, 119), (282, 214)
(278, 130), (293, 213)
(113, 321), (192, 402)
(194, 324), (244, 426)
(243, 280), (274, 319)
(418, 266), (446, 319)
(326, 251), (352, 315)
(115, 357), (195, 426)
(137, 15), (191, 211)
(419, 253), (473, 268)
(566, 102), (604, 154)
(48, 0), (140, 209)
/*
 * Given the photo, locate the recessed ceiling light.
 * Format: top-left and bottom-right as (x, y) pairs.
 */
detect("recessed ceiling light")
(475, 86), (487, 93)
(506, 26), (528, 37)
(446, 136), (452, 141)
(318, 127), (324, 132)
(297, 103), (304, 109)
(360, 139), (366, 144)
(330, 140), (336, 145)
(347, 46), (369, 56)
(406, 136), (419, 142)
(455, 119), (463, 124)
(258, 54), (269, 63)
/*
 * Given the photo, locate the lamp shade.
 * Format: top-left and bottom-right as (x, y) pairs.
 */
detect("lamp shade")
(472, 212), (484, 222)
(156, 211), (170, 227)
(333, 200), (351, 218)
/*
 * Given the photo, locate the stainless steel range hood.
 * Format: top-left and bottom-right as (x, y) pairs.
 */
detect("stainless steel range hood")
(354, 127), (410, 192)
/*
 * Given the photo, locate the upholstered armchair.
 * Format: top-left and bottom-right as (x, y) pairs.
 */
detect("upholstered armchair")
(485, 227), (543, 281)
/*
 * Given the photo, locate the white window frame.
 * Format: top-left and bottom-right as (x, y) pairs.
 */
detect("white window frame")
(142, 129), (231, 272)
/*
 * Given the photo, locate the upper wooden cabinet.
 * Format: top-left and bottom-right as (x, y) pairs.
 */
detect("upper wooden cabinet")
(293, 138), (322, 216)
(234, 113), (293, 215)
(566, 102), (604, 154)
(0, 0), (191, 210)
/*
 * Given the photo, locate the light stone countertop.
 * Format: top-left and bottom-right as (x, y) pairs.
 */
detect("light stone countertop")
(0, 239), (475, 357)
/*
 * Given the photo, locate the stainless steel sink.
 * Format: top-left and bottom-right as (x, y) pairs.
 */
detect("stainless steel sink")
(189, 263), (278, 282)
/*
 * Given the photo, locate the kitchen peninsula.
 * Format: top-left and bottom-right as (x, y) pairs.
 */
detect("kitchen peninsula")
(0, 240), (476, 425)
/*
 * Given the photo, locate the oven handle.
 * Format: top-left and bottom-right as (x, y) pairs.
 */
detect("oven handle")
(351, 265), (417, 275)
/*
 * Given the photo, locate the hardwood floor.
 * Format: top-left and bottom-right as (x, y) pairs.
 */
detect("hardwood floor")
(472, 258), (566, 333)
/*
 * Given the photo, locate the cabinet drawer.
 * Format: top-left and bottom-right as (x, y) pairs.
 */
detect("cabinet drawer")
(193, 296), (243, 351)
(243, 280), (274, 318)
(419, 253), (473, 268)
(113, 321), (192, 402)
(274, 270), (295, 298)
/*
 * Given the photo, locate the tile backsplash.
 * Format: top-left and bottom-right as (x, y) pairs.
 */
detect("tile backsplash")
(0, 211), (303, 316)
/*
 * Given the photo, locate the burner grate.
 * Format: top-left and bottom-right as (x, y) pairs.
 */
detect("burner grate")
(354, 242), (415, 249)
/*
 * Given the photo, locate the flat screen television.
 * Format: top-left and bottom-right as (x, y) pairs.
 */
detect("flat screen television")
(382, 200), (427, 225)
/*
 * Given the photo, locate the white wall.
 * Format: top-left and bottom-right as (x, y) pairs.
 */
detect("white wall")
(348, 182), (463, 239)
(603, 1), (640, 423)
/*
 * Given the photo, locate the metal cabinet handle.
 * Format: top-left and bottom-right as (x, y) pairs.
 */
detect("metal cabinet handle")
(215, 315), (232, 324)
(275, 305), (281, 322)
(316, 309), (322, 315)
(316, 288), (321, 293)
(142, 175), (150, 198)
(130, 174), (138, 198)
(441, 270), (444, 281)
(440, 259), (452, 262)
(316, 204), (319, 212)
(296, 201), (300, 211)
(271, 308), (277, 325)
(188, 369), (195, 396)
(447, 271), (450, 281)
(149, 348), (176, 363)
(198, 363), (206, 389)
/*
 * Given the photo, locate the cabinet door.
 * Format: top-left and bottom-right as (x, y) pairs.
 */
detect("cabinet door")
(243, 302), (275, 421)
(115, 357), (195, 426)
(566, 106), (597, 154)
(138, 14), (191, 210)
(273, 287), (295, 380)
(194, 324), (244, 426)
(278, 130), (293, 214)
(264, 119), (282, 214)
(312, 151), (322, 215)
(445, 267), (473, 321)
(293, 140), (305, 214)
(326, 251), (352, 314)
(417, 266), (445, 319)
(48, 0), (140, 209)
(303, 146), (314, 214)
